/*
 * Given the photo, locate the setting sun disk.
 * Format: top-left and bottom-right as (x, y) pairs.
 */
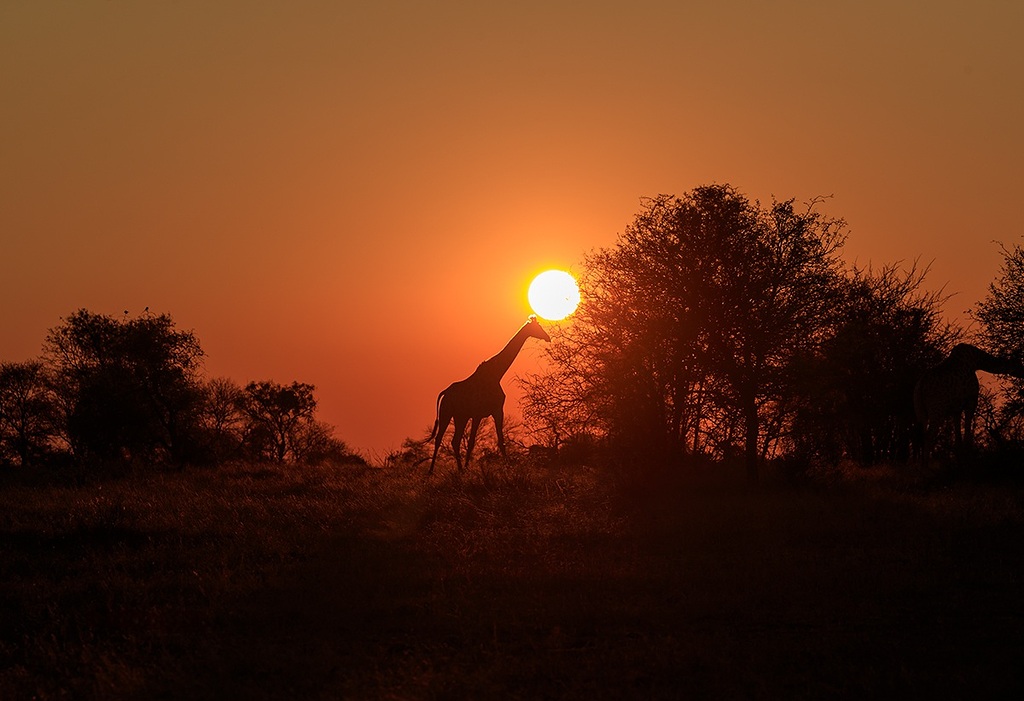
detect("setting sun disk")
(528, 270), (580, 321)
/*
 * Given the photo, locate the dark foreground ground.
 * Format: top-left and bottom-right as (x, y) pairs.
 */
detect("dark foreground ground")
(2, 458), (1023, 699)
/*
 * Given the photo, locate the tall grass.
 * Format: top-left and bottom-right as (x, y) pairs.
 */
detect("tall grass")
(3, 457), (1024, 699)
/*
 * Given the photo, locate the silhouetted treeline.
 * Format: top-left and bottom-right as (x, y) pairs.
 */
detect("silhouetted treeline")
(520, 184), (1024, 477)
(0, 309), (363, 473)
(971, 243), (1024, 444)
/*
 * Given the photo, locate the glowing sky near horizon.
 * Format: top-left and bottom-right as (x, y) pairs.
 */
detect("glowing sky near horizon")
(2, 1), (1022, 455)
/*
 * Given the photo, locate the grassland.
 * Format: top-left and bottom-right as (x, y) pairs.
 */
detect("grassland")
(2, 457), (1024, 699)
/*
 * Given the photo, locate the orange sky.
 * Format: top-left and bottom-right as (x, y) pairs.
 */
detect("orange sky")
(3, 1), (1023, 456)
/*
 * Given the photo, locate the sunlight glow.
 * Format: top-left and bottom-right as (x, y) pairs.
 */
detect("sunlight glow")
(528, 270), (580, 321)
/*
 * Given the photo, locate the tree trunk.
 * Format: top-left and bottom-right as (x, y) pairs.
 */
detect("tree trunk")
(742, 390), (759, 481)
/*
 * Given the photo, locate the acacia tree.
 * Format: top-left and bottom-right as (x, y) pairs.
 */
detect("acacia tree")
(971, 243), (1024, 443)
(194, 377), (247, 463)
(43, 309), (205, 465)
(240, 380), (318, 463)
(0, 361), (60, 467)
(974, 243), (1024, 359)
(788, 263), (956, 465)
(196, 377), (356, 465)
(522, 185), (848, 477)
(518, 327), (604, 450)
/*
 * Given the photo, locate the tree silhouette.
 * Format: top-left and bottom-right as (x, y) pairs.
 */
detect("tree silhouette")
(972, 243), (1024, 445)
(0, 361), (60, 467)
(522, 185), (848, 477)
(974, 243), (1024, 363)
(240, 381), (318, 463)
(1, 308), (358, 473)
(43, 309), (205, 466)
(517, 326), (601, 451)
(788, 263), (955, 465)
(195, 377), (247, 463)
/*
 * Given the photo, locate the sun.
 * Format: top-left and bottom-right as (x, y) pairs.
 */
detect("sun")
(528, 269), (580, 321)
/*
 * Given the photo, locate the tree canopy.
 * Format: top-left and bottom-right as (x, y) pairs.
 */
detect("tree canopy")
(971, 243), (1024, 445)
(43, 310), (206, 464)
(0, 308), (359, 474)
(521, 184), (952, 476)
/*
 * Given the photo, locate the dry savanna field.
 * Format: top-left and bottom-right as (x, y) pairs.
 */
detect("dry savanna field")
(2, 455), (1024, 699)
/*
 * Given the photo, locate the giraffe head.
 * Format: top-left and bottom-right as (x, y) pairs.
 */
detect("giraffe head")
(525, 315), (551, 342)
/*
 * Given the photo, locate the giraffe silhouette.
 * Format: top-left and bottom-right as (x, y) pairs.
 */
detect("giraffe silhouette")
(427, 316), (551, 475)
(914, 343), (1024, 460)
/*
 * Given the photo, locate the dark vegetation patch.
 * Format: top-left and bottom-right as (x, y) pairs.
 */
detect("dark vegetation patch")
(2, 460), (1024, 699)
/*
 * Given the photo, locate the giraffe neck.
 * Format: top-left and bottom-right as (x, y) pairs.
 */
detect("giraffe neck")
(481, 326), (531, 380)
(975, 350), (1024, 377)
(950, 343), (1024, 378)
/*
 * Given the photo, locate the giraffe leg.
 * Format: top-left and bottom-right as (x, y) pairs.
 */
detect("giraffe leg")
(923, 422), (938, 466)
(952, 411), (965, 456)
(493, 412), (507, 461)
(428, 415), (451, 476)
(465, 418), (481, 469)
(452, 417), (469, 472)
(964, 403), (977, 454)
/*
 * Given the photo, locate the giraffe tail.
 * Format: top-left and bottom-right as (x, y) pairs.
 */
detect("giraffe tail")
(426, 388), (447, 442)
